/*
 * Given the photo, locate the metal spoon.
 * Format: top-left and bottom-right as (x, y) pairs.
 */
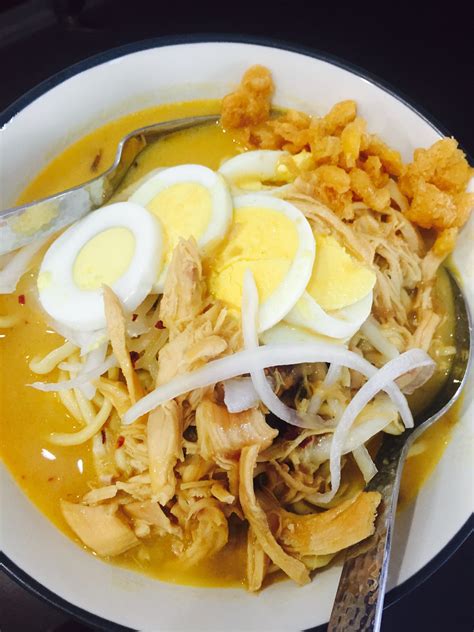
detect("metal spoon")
(0, 114), (219, 255)
(328, 269), (472, 632)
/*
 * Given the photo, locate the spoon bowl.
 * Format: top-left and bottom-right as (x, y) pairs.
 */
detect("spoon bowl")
(328, 269), (472, 631)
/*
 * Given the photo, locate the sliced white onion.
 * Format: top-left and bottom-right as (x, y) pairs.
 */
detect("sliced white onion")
(302, 411), (396, 476)
(242, 269), (325, 430)
(78, 381), (95, 400)
(123, 342), (420, 426)
(361, 316), (399, 360)
(0, 237), (48, 294)
(47, 318), (108, 356)
(352, 445), (378, 483)
(223, 377), (260, 413)
(77, 343), (108, 400)
(29, 355), (117, 392)
(307, 363), (341, 414)
(127, 319), (151, 338)
(397, 362), (437, 395)
(309, 349), (435, 504)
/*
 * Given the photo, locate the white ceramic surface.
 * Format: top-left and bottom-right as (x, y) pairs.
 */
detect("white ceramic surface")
(0, 41), (473, 631)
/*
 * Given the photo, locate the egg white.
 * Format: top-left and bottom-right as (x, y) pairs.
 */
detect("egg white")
(37, 202), (163, 332)
(285, 290), (374, 340)
(129, 164), (232, 292)
(230, 194), (315, 333)
(260, 321), (348, 346)
(218, 150), (292, 195)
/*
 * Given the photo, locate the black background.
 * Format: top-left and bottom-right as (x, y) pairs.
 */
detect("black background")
(0, 1), (473, 631)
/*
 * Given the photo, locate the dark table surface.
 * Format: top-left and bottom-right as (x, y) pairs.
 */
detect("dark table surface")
(0, 1), (473, 631)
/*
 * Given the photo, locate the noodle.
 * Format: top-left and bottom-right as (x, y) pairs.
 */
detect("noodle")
(49, 398), (113, 446)
(29, 341), (77, 374)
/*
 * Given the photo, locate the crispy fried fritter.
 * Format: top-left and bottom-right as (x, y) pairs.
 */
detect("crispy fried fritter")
(399, 138), (473, 231)
(350, 167), (391, 212)
(221, 65), (274, 129)
(222, 67), (473, 231)
(400, 138), (471, 196)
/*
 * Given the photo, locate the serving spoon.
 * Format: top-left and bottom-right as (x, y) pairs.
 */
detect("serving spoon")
(0, 114), (219, 255)
(328, 269), (472, 632)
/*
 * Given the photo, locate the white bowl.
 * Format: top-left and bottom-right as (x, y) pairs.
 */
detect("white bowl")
(1, 39), (473, 631)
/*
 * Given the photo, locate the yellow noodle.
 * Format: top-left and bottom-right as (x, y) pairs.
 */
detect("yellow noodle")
(57, 371), (83, 422)
(108, 366), (119, 380)
(73, 388), (97, 425)
(92, 391), (105, 408)
(49, 399), (113, 446)
(29, 341), (77, 374)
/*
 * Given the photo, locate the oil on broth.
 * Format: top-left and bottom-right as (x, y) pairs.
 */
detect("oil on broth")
(0, 100), (459, 588)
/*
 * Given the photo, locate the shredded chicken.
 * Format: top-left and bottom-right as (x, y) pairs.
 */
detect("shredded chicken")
(156, 317), (228, 385)
(159, 238), (205, 336)
(181, 503), (229, 565)
(247, 526), (269, 592)
(273, 491), (381, 558)
(123, 500), (181, 537)
(61, 500), (138, 556)
(103, 285), (143, 403)
(239, 445), (310, 585)
(147, 401), (183, 504)
(196, 400), (278, 461)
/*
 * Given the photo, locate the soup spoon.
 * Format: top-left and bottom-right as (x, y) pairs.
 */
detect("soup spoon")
(0, 114), (219, 255)
(328, 270), (472, 632)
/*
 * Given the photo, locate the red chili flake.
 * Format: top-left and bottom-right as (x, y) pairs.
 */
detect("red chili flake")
(18, 294), (26, 305)
(47, 476), (55, 482)
(283, 425), (300, 441)
(300, 436), (314, 449)
(132, 313), (138, 322)
(130, 350), (140, 367)
(90, 149), (103, 173)
(101, 429), (106, 444)
(155, 320), (165, 329)
(116, 435), (125, 448)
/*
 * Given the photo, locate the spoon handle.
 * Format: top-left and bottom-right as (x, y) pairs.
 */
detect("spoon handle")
(327, 433), (408, 632)
(0, 114), (218, 255)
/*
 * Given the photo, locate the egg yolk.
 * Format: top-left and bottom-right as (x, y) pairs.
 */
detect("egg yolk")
(307, 234), (376, 311)
(147, 182), (211, 261)
(208, 207), (298, 310)
(73, 227), (135, 290)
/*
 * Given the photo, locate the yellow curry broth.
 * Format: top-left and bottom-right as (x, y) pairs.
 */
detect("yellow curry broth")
(0, 100), (459, 588)
(1, 101), (247, 587)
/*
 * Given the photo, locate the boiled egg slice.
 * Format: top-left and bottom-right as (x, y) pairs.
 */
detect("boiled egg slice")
(129, 164), (232, 292)
(285, 233), (376, 340)
(207, 193), (315, 333)
(218, 149), (314, 195)
(260, 321), (348, 346)
(37, 202), (163, 331)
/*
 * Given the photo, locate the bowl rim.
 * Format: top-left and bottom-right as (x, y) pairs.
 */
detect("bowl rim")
(0, 33), (472, 631)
